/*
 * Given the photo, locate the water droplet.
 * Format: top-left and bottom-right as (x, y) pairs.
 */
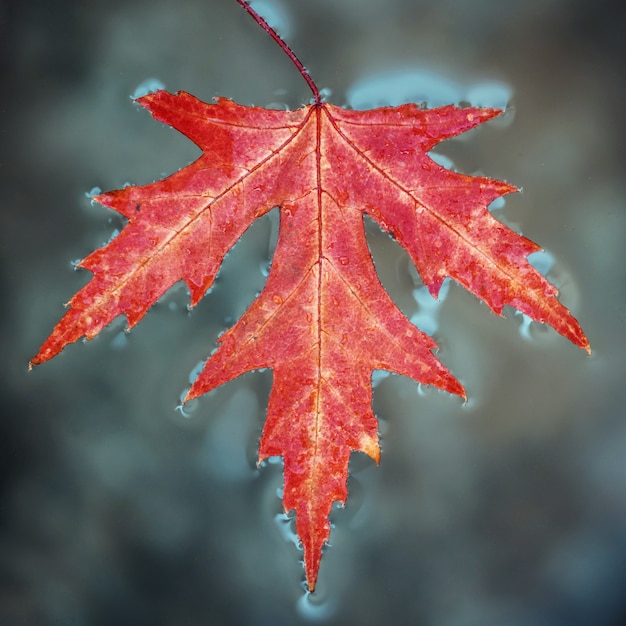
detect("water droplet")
(259, 260), (271, 277)
(272, 295), (283, 304)
(338, 256), (349, 265)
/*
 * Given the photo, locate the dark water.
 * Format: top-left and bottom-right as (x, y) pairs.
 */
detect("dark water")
(2, 0), (626, 624)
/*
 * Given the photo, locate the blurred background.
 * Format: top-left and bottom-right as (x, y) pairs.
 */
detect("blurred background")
(2, 0), (625, 624)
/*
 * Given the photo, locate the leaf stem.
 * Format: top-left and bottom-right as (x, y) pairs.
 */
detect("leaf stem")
(235, 0), (321, 105)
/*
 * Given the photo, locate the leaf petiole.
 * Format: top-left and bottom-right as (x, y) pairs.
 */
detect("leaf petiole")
(235, 0), (322, 105)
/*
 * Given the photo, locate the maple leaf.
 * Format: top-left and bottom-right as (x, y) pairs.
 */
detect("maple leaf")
(30, 0), (589, 591)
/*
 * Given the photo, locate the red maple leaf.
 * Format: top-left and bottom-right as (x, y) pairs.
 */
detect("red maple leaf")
(30, 1), (589, 591)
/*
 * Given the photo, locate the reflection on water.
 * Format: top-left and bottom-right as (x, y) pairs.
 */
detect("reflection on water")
(295, 589), (338, 621)
(346, 68), (512, 109)
(248, 0), (293, 40)
(132, 77), (166, 99)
